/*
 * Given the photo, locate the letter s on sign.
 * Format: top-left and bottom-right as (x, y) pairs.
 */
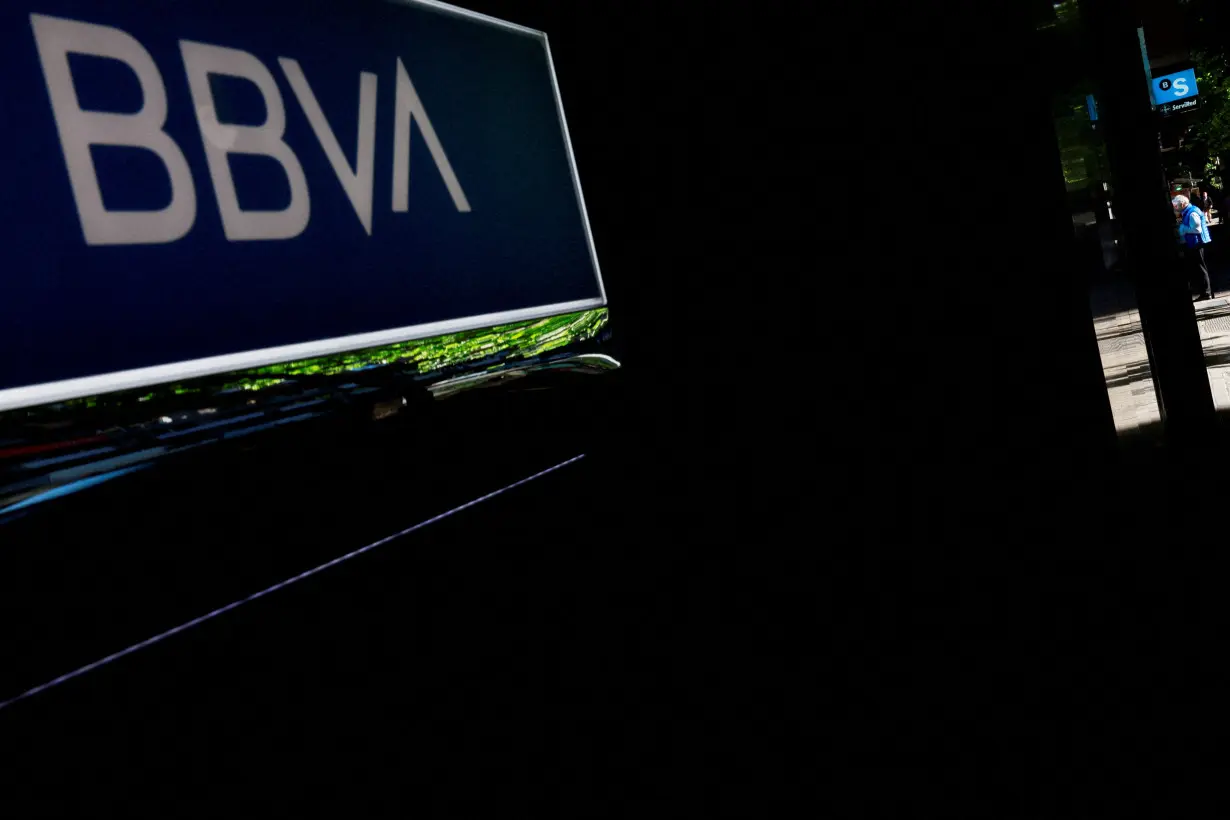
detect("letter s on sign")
(1173, 77), (1190, 97)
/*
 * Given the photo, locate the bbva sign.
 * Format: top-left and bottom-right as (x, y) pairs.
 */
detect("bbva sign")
(30, 12), (471, 246)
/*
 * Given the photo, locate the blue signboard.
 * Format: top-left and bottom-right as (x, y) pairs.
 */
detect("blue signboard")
(0, 0), (605, 411)
(1086, 94), (1098, 122)
(1151, 68), (1199, 106)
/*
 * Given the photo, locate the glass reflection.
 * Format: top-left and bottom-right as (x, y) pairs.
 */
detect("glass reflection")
(0, 308), (615, 519)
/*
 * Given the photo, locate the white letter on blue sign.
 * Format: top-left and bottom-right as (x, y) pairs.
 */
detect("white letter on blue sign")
(179, 41), (310, 241)
(30, 14), (197, 246)
(392, 58), (471, 214)
(279, 58), (378, 235)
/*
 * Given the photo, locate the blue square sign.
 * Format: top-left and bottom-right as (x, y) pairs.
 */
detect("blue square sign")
(1152, 68), (1199, 105)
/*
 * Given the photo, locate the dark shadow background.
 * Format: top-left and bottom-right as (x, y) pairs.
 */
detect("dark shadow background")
(1, 1), (1222, 815)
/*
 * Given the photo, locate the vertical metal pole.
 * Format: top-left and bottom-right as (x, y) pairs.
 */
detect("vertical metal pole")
(1081, 0), (1215, 447)
(1138, 26), (1155, 107)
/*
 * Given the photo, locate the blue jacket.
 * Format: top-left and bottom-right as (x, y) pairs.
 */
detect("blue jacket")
(1179, 204), (1212, 247)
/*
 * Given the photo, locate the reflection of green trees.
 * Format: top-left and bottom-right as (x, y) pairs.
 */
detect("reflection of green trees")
(1054, 102), (1107, 189)
(1035, 0), (1080, 34)
(12, 308), (609, 416)
(1037, 1), (1106, 194)
(241, 308), (609, 381)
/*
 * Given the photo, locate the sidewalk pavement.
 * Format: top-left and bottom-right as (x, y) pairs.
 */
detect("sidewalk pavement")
(1094, 295), (1230, 432)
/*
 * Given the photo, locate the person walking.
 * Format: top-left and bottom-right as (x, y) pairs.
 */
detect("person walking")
(1174, 194), (1214, 300)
